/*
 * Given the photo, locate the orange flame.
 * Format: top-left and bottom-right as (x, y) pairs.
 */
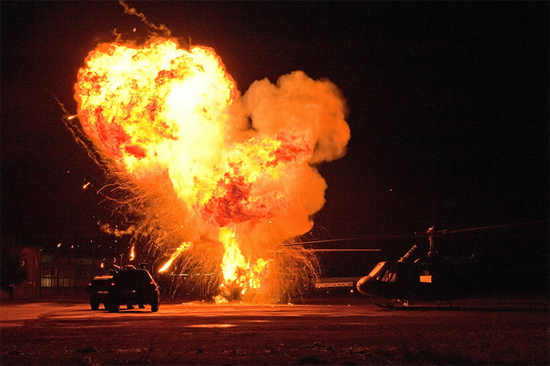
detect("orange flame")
(74, 34), (350, 302)
(215, 226), (272, 303)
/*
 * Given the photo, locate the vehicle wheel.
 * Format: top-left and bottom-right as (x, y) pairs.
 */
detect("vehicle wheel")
(138, 304), (145, 309)
(126, 304), (134, 310)
(151, 294), (159, 312)
(90, 297), (100, 310)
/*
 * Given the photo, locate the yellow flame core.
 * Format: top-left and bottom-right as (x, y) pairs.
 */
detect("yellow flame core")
(129, 244), (135, 261)
(219, 227), (246, 282)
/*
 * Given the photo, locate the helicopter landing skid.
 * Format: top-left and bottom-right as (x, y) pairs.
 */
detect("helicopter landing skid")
(375, 298), (410, 308)
(375, 300), (458, 310)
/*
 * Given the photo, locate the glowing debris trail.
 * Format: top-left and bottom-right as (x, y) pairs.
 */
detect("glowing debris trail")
(158, 242), (193, 273)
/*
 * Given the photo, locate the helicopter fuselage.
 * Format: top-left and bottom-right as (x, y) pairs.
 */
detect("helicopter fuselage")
(356, 256), (475, 301)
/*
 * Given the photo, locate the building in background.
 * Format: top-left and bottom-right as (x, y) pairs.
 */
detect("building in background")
(1, 236), (103, 300)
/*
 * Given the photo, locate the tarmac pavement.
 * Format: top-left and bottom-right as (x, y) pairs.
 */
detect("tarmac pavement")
(1, 293), (548, 365)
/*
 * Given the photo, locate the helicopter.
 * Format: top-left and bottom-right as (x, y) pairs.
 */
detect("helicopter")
(355, 221), (546, 307)
(355, 226), (476, 307)
(287, 220), (546, 306)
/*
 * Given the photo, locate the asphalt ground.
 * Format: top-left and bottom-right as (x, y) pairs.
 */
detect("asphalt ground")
(1, 293), (549, 365)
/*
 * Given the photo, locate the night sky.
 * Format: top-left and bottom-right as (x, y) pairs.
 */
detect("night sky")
(1, 2), (548, 262)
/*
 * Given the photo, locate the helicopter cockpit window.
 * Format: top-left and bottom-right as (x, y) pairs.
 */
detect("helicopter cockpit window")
(380, 267), (397, 283)
(368, 262), (386, 279)
(369, 262), (398, 283)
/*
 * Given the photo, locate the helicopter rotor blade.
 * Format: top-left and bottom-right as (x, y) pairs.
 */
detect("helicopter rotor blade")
(286, 221), (546, 247)
(434, 220), (546, 235)
(298, 249), (382, 252)
(284, 234), (413, 247)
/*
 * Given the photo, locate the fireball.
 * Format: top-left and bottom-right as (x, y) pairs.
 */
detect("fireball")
(72, 32), (350, 302)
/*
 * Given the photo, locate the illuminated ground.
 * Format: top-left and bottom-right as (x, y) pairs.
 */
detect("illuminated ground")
(1, 294), (548, 365)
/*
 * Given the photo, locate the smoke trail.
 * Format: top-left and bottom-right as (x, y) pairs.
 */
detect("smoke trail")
(118, 1), (172, 38)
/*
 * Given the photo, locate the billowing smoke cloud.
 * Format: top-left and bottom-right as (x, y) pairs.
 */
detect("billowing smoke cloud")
(243, 71), (350, 164)
(234, 71), (350, 253)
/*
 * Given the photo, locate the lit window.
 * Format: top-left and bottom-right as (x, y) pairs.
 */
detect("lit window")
(41, 267), (56, 287)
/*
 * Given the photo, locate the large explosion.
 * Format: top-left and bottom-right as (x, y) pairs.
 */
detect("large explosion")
(70, 12), (350, 303)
